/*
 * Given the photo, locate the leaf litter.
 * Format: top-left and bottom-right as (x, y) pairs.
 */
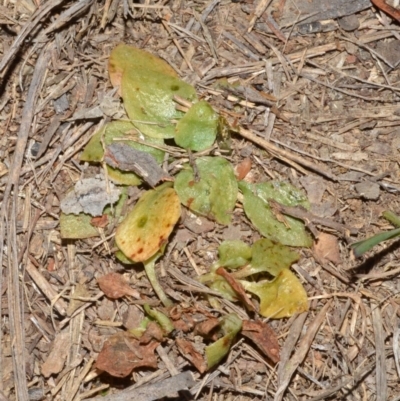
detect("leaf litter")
(3, 1), (400, 400)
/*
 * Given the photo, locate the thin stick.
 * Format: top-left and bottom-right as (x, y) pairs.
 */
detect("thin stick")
(237, 127), (337, 181)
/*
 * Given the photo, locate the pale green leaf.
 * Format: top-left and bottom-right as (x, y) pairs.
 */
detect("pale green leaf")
(174, 156), (238, 225)
(232, 238), (299, 279)
(218, 240), (252, 269)
(239, 181), (312, 247)
(121, 68), (197, 139)
(205, 313), (242, 369)
(175, 101), (218, 151)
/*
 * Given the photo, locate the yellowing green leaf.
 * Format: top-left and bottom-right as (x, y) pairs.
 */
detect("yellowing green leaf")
(205, 313), (242, 369)
(240, 269), (308, 318)
(109, 44), (178, 88)
(174, 157), (238, 225)
(199, 272), (238, 302)
(143, 304), (174, 334)
(83, 120), (165, 162)
(109, 44), (198, 139)
(106, 165), (141, 186)
(232, 239), (299, 279)
(175, 101), (218, 151)
(60, 213), (99, 239)
(121, 68), (197, 139)
(115, 183), (181, 263)
(239, 181), (312, 247)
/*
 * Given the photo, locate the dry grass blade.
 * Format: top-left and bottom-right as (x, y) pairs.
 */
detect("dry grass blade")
(0, 44), (51, 401)
(237, 127), (337, 181)
(274, 301), (332, 401)
(0, 2), (63, 74)
(371, 300), (387, 401)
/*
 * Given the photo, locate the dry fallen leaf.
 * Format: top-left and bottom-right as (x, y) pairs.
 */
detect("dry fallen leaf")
(235, 157), (252, 180)
(176, 338), (207, 373)
(95, 331), (159, 378)
(242, 320), (280, 363)
(313, 232), (342, 265)
(41, 332), (70, 378)
(97, 272), (140, 299)
(104, 143), (172, 187)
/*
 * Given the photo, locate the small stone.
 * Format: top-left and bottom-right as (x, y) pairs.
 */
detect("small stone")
(354, 181), (380, 200)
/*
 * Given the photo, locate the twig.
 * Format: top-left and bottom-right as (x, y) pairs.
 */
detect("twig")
(84, 371), (195, 401)
(269, 200), (357, 237)
(236, 127), (337, 181)
(274, 301), (332, 401)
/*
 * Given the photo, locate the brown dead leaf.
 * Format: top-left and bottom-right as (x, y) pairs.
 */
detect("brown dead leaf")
(313, 232), (342, 265)
(140, 321), (164, 343)
(91, 214), (109, 228)
(41, 332), (70, 377)
(95, 331), (159, 377)
(97, 272), (140, 299)
(194, 317), (220, 338)
(242, 320), (280, 363)
(216, 267), (257, 312)
(176, 338), (207, 373)
(235, 157), (252, 180)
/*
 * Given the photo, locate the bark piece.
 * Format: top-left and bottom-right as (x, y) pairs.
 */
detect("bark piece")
(105, 143), (172, 187)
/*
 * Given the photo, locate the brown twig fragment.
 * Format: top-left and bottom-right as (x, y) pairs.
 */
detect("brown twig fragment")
(236, 127), (337, 181)
(371, 0), (400, 21)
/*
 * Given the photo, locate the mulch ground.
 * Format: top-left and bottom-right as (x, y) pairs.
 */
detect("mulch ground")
(1, 0), (400, 400)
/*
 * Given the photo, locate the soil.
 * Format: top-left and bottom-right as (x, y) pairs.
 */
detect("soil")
(1, 1), (400, 400)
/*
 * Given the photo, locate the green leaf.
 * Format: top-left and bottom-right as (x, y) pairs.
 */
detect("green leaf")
(239, 181), (312, 247)
(122, 69), (197, 139)
(233, 239), (299, 279)
(383, 210), (400, 227)
(218, 240), (252, 269)
(198, 271), (238, 302)
(351, 227), (400, 257)
(205, 314), (242, 369)
(115, 183), (181, 263)
(143, 252), (172, 307)
(175, 101), (218, 151)
(174, 156), (238, 225)
(60, 213), (99, 239)
(143, 304), (174, 334)
(241, 269), (308, 318)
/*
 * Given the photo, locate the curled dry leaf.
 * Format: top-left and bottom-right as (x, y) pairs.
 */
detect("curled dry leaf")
(90, 214), (108, 228)
(242, 320), (280, 363)
(176, 338), (207, 373)
(41, 332), (70, 378)
(313, 232), (341, 265)
(235, 157), (252, 180)
(97, 272), (140, 299)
